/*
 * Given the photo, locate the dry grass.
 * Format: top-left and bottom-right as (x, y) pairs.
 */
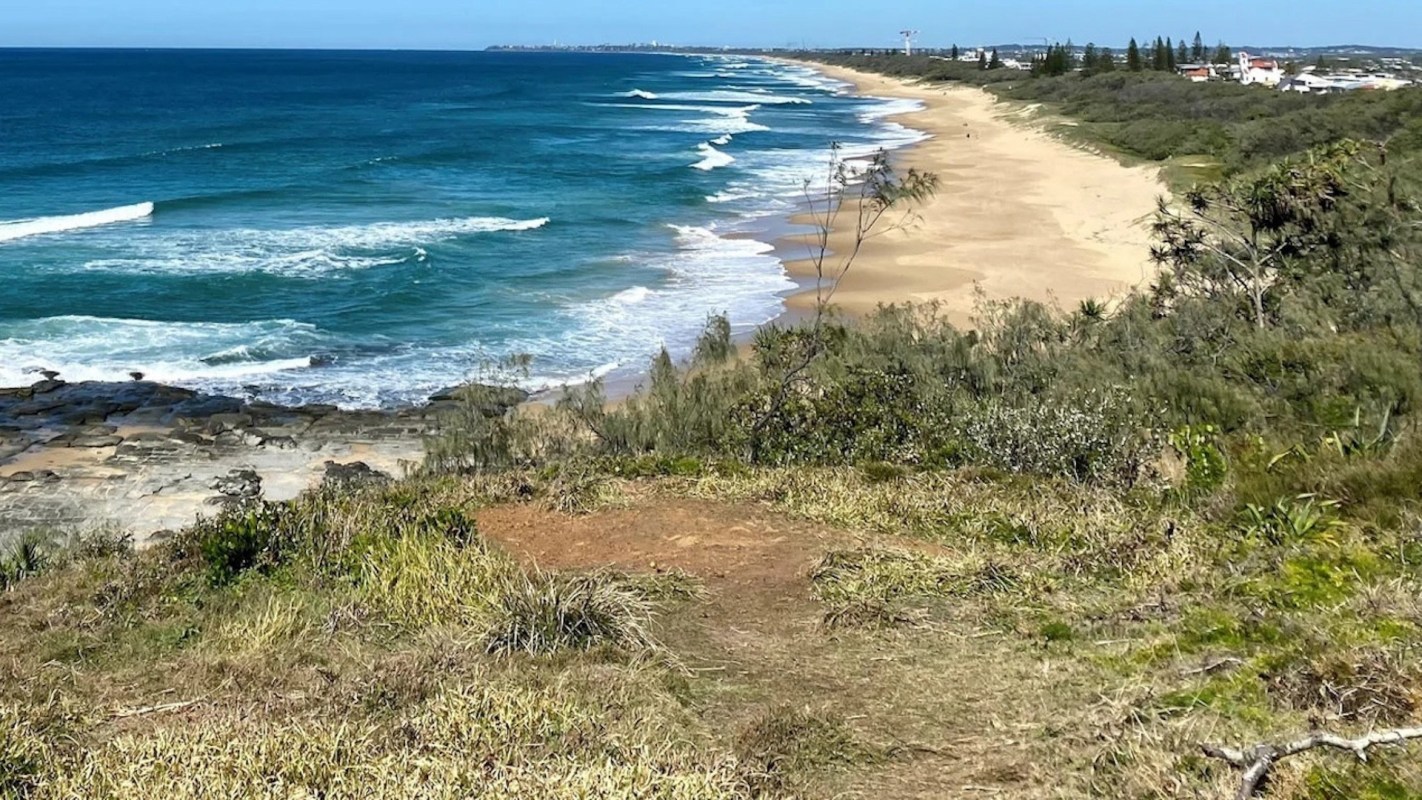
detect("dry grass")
(0, 485), (728, 799)
(39, 682), (747, 799)
(3, 458), (1421, 798)
(657, 467), (1422, 797)
(357, 530), (512, 629)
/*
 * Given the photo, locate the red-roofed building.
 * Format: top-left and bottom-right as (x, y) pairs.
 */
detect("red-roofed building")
(1239, 52), (1284, 86)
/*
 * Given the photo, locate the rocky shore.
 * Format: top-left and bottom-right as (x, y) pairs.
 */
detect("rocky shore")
(0, 379), (525, 544)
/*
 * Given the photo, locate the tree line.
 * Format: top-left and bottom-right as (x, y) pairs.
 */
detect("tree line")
(1017, 31), (1235, 77)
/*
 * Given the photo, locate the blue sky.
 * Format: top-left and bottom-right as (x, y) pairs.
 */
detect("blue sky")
(5, 0), (1419, 50)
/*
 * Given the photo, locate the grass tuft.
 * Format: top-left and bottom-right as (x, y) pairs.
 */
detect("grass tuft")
(733, 705), (869, 795)
(484, 573), (655, 656)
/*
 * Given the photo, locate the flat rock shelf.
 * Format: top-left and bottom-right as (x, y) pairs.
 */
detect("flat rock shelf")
(0, 379), (524, 543)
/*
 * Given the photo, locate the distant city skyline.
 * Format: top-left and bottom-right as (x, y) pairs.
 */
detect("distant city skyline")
(4, 0), (1420, 50)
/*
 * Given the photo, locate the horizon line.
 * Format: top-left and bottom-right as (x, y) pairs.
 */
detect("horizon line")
(0, 41), (1419, 53)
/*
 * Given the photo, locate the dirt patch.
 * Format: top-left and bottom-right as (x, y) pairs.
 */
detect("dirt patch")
(478, 497), (843, 597)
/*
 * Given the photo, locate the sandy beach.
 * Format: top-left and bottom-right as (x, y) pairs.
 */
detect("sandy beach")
(783, 62), (1167, 325)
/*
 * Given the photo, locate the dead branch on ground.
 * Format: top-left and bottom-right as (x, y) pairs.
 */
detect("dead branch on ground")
(1202, 726), (1422, 800)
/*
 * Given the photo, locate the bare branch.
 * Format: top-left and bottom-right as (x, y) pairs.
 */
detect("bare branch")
(1203, 727), (1422, 800)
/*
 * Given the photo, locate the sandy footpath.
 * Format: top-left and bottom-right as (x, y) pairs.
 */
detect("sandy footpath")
(782, 62), (1166, 325)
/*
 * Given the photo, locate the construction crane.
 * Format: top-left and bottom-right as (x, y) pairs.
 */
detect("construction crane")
(900, 30), (919, 57)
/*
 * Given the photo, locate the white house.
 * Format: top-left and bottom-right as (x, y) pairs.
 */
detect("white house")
(1238, 52), (1284, 87)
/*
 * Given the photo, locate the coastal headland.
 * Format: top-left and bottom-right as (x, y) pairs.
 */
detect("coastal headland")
(1, 59), (1169, 542)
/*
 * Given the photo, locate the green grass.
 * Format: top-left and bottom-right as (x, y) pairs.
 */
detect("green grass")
(1161, 153), (1227, 188)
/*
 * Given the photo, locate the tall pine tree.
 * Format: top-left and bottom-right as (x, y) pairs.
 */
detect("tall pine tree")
(951, 44), (959, 60)
(989, 48), (1003, 69)
(1098, 47), (1116, 72)
(1127, 38), (1143, 71)
(1031, 42), (1073, 77)
(1153, 37), (1168, 71)
(1166, 37), (1177, 70)
(1176, 39), (1189, 66)
(1192, 31), (1205, 61)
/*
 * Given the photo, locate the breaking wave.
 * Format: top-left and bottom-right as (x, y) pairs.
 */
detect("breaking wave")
(660, 89), (812, 105)
(692, 142), (735, 171)
(0, 202), (154, 243)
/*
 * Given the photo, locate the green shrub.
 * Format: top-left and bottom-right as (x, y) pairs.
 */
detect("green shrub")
(1039, 621), (1077, 643)
(955, 388), (1157, 486)
(1169, 424), (1229, 494)
(194, 505), (286, 587)
(1237, 494), (1344, 546)
(0, 533), (52, 591)
(692, 313), (734, 366)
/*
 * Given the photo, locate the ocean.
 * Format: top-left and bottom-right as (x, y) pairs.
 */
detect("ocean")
(0, 49), (923, 408)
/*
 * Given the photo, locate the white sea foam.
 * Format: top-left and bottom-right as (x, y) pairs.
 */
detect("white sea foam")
(498, 223), (794, 396)
(706, 189), (759, 204)
(0, 202), (154, 244)
(141, 142), (226, 158)
(870, 121), (932, 149)
(711, 134), (733, 146)
(674, 106), (766, 135)
(0, 316), (322, 388)
(858, 97), (927, 123)
(599, 101), (740, 113)
(623, 89), (659, 99)
(776, 68), (853, 95)
(598, 101), (769, 135)
(692, 142), (735, 171)
(520, 360), (622, 394)
(76, 216), (549, 277)
(660, 89), (811, 105)
(610, 286), (652, 304)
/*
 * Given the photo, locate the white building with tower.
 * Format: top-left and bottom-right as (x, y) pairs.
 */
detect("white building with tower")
(1238, 52), (1284, 86)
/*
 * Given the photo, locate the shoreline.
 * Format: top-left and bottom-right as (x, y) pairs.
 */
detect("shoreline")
(1, 57), (1168, 541)
(777, 60), (1166, 327)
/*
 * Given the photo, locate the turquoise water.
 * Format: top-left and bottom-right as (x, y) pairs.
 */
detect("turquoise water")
(0, 50), (923, 407)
